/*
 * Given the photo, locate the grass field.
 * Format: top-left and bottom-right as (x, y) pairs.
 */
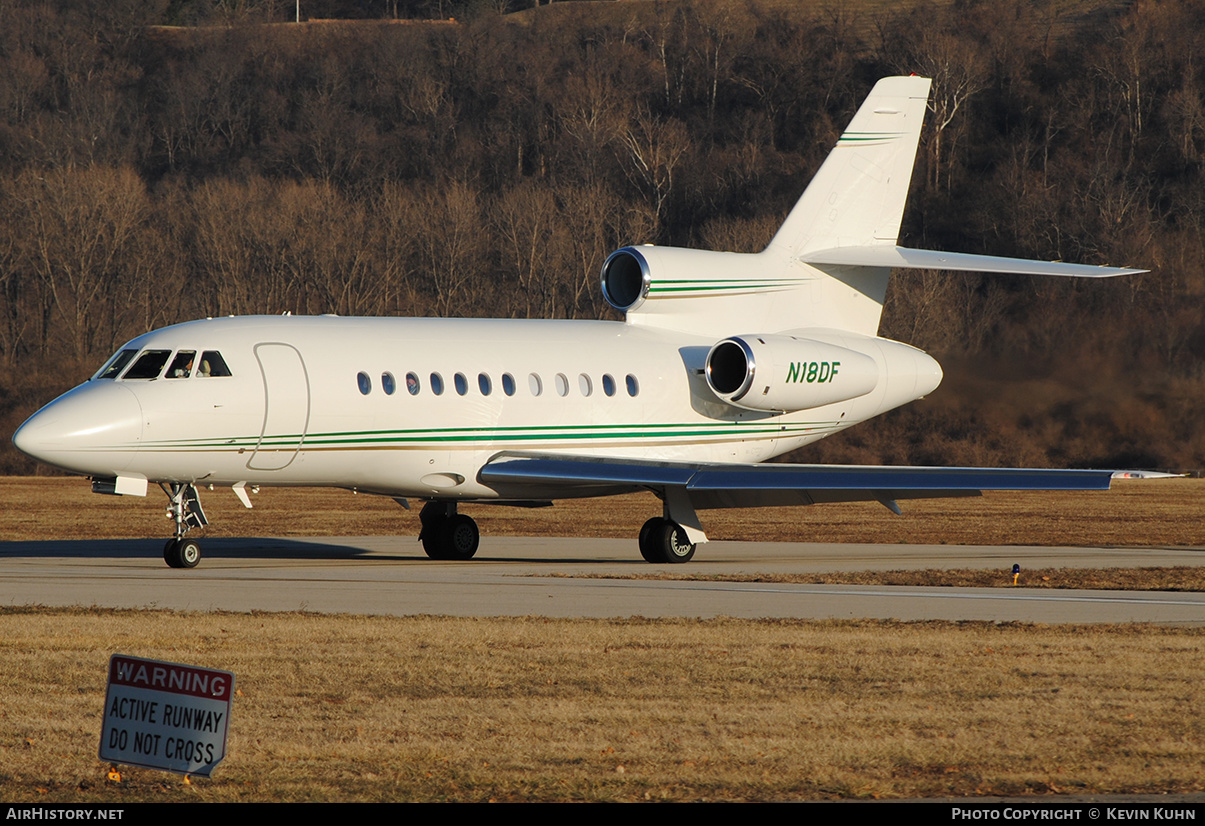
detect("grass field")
(2, 610), (1204, 803)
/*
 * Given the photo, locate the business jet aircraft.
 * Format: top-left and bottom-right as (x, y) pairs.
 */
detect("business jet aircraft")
(12, 76), (1144, 568)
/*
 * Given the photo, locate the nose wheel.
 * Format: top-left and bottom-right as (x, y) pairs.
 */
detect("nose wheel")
(159, 483), (207, 568)
(164, 538), (202, 568)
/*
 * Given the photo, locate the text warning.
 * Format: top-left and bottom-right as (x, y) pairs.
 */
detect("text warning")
(100, 654), (234, 777)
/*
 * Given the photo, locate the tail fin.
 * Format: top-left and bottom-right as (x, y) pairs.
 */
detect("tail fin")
(611, 77), (932, 338)
(747, 76), (932, 337)
(765, 76), (932, 259)
(610, 76), (1141, 339)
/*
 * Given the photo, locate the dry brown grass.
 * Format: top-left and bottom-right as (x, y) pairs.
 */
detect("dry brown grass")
(2, 608), (1204, 803)
(553, 567), (1205, 592)
(4, 476), (1205, 547)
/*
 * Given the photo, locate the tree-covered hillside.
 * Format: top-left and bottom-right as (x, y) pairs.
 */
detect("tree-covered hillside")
(2, 0), (1202, 473)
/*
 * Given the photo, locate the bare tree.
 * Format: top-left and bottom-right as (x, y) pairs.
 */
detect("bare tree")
(618, 106), (691, 238)
(885, 26), (989, 191)
(12, 166), (148, 360)
(492, 181), (559, 317)
(413, 180), (487, 318)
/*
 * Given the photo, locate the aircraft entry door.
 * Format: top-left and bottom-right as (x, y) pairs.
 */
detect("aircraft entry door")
(247, 343), (310, 471)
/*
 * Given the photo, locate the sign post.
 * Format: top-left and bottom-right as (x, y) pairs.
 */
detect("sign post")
(100, 655), (234, 778)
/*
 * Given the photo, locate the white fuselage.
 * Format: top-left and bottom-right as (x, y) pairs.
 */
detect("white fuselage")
(13, 315), (942, 501)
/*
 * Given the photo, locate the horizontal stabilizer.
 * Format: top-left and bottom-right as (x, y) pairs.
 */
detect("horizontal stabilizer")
(802, 246), (1146, 278)
(482, 453), (1113, 510)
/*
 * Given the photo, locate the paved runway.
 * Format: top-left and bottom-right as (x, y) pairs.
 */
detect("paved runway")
(2, 535), (1203, 623)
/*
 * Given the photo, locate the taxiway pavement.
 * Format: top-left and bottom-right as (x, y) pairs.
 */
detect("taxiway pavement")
(2, 536), (1203, 624)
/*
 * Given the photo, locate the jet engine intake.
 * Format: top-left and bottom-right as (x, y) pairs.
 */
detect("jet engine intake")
(705, 334), (879, 412)
(600, 247), (651, 312)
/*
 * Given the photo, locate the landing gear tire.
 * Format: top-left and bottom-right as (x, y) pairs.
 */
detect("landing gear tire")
(420, 503), (448, 559)
(164, 538), (201, 569)
(657, 520), (695, 564)
(419, 504), (479, 560)
(421, 530), (445, 557)
(421, 532), (447, 559)
(639, 517), (667, 563)
(638, 518), (696, 564)
(442, 514), (480, 560)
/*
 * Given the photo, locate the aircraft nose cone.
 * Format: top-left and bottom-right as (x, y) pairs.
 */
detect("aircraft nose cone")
(919, 355), (944, 397)
(12, 382), (143, 474)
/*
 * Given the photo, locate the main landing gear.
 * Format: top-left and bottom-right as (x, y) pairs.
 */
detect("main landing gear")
(161, 483), (208, 568)
(638, 517), (696, 564)
(419, 502), (480, 560)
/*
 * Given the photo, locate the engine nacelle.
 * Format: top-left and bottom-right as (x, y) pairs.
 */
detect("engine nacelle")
(600, 247), (652, 312)
(600, 245), (771, 315)
(705, 334), (880, 412)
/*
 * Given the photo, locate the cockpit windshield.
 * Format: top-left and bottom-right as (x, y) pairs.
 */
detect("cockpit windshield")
(166, 351), (196, 378)
(122, 350), (173, 380)
(95, 349), (138, 380)
(94, 347), (233, 380)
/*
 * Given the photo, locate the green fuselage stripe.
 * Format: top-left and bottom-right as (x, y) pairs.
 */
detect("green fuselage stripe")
(137, 420), (836, 451)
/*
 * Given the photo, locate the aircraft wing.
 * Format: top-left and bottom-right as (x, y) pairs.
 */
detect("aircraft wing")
(479, 452), (1114, 511)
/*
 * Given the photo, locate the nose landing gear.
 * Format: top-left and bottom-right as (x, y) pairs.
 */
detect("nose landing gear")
(161, 483), (207, 568)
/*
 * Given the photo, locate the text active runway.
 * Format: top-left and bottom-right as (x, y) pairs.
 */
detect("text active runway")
(2, 536), (1203, 624)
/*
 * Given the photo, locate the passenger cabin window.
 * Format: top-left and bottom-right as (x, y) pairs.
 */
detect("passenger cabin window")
(528, 374), (542, 396)
(578, 374), (593, 396)
(430, 373), (444, 395)
(406, 372), (420, 395)
(626, 374), (639, 396)
(357, 372), (371, 395)
(454, 373), (468, 396)
(478, 373), (492, 396)
(123, 350), (172, 380)
(382, 372), (397, 395)
(197, 351), (232, 377)
(167, 351), (196, 378)
(602, 374), (616, 397)
(502, 373), (516, 396)
(555, 373), (569, 397)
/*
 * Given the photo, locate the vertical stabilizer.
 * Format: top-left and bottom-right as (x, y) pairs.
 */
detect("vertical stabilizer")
(765, 76), (932, 258)
(600, 76), (1134, 337)
(608, 77), (933, 338)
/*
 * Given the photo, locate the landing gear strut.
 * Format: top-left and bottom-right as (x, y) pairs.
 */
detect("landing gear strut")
(638, 516), (696, 564)
(161, 483), (207, 568)
(419, 502), (480, 560)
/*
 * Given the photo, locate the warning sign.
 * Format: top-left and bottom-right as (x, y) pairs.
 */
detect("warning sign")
(100, 655), (234, 777)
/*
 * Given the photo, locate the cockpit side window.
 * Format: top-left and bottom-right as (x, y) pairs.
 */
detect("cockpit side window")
(166, 350), (196, 379)
(197, 351), (232, 377)
(95, 349), (138, 380)
(122, 350), (172, 380)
